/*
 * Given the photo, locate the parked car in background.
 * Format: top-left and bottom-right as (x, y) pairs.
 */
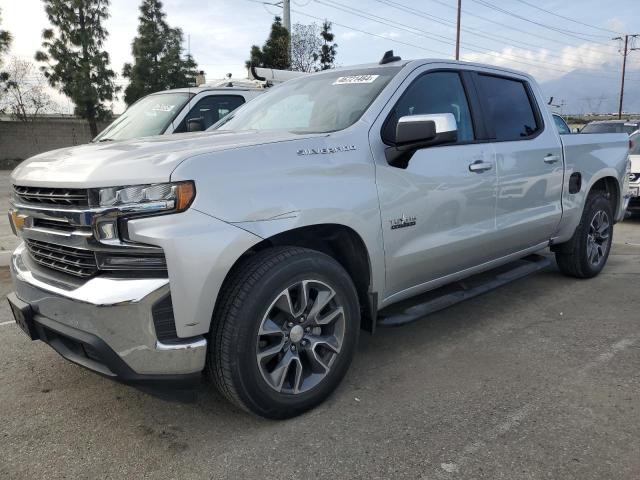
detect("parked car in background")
(8, 54), (631, 419)
(628, 132), (640, 215)
(94, 69), (304, 143)
(580, 119), (639, 135)
(93, 81), (263, 143)
(552, 114), (571, 134)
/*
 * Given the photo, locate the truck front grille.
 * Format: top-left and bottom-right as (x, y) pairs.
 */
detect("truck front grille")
(25, 239), (98, 278)
(14, 185), (89, 207)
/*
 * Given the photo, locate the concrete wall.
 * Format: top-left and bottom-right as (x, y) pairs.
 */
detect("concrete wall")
(0, 118), (110, 161)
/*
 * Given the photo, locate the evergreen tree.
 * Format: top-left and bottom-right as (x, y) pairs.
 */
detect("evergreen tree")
(317, 20), (337, 71)
(35, 0), (118, 137)
(246, 16), (290, 70)
(0, 7), (14, 85)
(123, 0), (199, 105)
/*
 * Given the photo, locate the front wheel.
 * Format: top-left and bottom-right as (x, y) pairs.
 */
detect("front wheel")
(208, 247), (360, 419)
(554, 191), (614, 278)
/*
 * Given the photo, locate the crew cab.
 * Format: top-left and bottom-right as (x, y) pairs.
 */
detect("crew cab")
(7, 53), (631, 419)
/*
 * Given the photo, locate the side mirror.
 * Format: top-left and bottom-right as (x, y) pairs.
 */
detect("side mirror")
(396, 113), (457, 148)
(387, 113), (458, 167)
(187, 118), (204, 132)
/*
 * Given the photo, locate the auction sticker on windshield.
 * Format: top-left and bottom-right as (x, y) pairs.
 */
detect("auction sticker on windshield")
(333, 75), (379, 85)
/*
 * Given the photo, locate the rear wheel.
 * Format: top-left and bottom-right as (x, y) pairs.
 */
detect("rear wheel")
(208, 247), (360, 419)
(554, 191), (613, 278)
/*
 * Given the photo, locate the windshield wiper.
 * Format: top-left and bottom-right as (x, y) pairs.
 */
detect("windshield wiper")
(97, 138), (114, 142)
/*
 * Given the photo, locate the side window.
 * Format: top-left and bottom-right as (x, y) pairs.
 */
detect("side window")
(382, 71), (474, 144)
(175, 95), (245, 132)
(476, 74), (540, 141)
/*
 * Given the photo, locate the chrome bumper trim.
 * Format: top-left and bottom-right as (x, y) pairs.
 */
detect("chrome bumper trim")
(10, 244), (207, 375)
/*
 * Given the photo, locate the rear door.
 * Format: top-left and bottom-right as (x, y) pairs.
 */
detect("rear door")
(474, 72), (563, 253)
(371, 67), (499, 301)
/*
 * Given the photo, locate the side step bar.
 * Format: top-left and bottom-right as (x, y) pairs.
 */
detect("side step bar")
(377, 254), (551, 327)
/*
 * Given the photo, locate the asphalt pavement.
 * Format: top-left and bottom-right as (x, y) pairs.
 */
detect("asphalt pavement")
(0, 167), (638, 479)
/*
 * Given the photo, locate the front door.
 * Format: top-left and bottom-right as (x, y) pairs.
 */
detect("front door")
(371, 69), (499, 302)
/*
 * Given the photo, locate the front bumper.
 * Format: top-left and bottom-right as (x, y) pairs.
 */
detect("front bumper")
(10, 243), (207, 386)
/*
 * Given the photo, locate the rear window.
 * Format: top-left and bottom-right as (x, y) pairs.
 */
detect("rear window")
(476, 74), (540, 141)
(581, 122), (639, 134)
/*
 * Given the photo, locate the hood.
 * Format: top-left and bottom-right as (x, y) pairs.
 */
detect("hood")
(11, 130), (320, 188)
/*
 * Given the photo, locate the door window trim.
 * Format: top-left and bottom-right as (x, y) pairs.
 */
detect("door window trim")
(174, 93), (246, 133)
(470, 72), (545, 142)
(380, 68), (482, 147)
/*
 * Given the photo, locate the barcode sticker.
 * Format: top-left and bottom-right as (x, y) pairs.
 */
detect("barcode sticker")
(333, 75), (379, 85)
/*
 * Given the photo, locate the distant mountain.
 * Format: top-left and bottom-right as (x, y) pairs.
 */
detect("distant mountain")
(541, 67), (640, 115)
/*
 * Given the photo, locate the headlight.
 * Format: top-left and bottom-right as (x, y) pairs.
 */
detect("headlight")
(94, 181), (195, 213)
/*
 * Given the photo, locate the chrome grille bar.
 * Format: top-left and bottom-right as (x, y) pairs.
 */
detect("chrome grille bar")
(25, 239), (98, 278)
(14, 185), (89, 207)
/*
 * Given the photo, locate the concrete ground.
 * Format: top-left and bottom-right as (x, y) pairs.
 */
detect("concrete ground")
(0, 169), (638, 479)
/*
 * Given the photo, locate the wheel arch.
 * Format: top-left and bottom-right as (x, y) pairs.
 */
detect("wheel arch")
(219, 223), (378, 333)
(587, 174), (621, 218)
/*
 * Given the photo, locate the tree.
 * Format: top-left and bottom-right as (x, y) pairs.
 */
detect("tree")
(1, 58), (58, 121)
(316, 20), (337, 71)
(0, 7), (13, 84)
(246, 16), (290, 70)
(35, 0), (118, 136)
(122, 0), (199, 106)
(290, 23), (322, 73)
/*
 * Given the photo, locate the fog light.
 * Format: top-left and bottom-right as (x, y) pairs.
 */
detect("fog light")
(97, 221), (117, 240)
(96, 252), (167, 270)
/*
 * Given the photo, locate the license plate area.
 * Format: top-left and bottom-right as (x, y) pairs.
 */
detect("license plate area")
(629, 186), (639, 198)
(7, 293), (38, 340)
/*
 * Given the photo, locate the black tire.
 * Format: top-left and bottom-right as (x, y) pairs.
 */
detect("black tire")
(554, 191), (614, 279)
(208, 246), (360, 419)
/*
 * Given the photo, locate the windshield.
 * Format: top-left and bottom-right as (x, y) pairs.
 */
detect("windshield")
(94, 92), (192, 142)
(214, 67), (402, 134)
(581, 122), (639, 135)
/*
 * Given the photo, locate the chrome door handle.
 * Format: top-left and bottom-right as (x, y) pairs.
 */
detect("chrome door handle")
(469, 160), (493, 173)
(544, 154), (561, 164)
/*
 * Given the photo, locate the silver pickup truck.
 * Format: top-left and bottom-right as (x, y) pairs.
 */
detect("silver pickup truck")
(7, 53), (631, 419)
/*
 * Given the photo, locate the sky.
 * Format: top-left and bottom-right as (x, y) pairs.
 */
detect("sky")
(1, 0), (640, 115)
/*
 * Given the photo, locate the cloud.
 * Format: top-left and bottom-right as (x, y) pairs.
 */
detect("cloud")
(461, 40), (624, 83)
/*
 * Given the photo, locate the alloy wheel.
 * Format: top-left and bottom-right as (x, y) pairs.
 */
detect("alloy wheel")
(586, 209), (611, 266)
(256, 280), (345, 395)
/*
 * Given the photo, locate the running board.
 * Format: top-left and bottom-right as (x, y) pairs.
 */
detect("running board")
(377, 254), (551, 327)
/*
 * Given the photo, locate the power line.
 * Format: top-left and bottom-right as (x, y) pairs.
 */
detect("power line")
(422, 0), (616, 54)
(511, 0), (623, 36)
(290, 8), (453, 56)
(370, 0), (617, 70)
(311, 0), (628, 81)
(469, 0), (612, 44)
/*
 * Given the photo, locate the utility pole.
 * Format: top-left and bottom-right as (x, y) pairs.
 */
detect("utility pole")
(282, 0), (291, 33)
(282, 0), (291, 61)
(613, 34), (639, 119)
(455, 0), (461, 60)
